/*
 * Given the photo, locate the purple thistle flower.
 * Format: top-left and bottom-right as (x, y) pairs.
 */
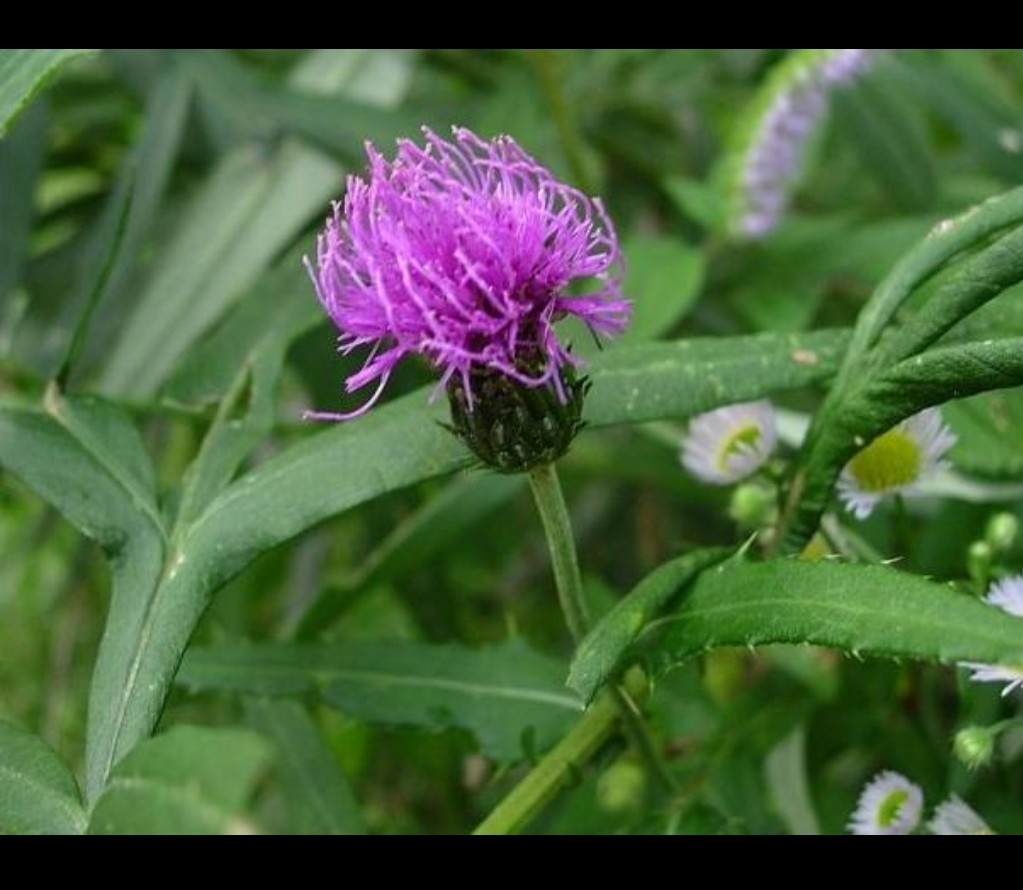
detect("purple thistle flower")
(305, 126), (629, 421)
(736, 49), (877, 239)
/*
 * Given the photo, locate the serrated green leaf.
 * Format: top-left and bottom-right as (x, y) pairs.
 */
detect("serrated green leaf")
(568, 548), (731, 703)
(783, 187), (1023, 551)
(0, 719), (86, 835)
(180, 639), (582, 762)
(10, 327), (851, 803)
(647, 558), (1023, 669)
(246, 699), (365, 835)
(619, 236), (704, 342)
(87, 726), (271, 835)
(0, 49), (97, 135)
(585, 329), (846, 427)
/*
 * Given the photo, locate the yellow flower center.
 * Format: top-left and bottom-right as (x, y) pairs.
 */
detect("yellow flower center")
(846, 428), (922, 493)
(715, 423), (762, 473)
(877, 789), (909, 828)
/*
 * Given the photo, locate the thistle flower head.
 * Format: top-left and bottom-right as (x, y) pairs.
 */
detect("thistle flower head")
(837, 407), (957, 520)
(731, 49), (877, 239)
(961, 573), (1023, 696)
(848, 770), (923, 835)
(305, 126), (629, 421)
(927, 795), (994, 836)
(681, 400), (778, 486)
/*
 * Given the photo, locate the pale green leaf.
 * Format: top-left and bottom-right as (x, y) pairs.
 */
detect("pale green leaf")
(87, 726), (271, 835)
(0, 719), (86, 835)
(246, 699), (365, 835)
(647, 558), (1023, 668)
(0, 49), (97, 135)
(764, 725), (820, 836)
(180, 639), (582, 762)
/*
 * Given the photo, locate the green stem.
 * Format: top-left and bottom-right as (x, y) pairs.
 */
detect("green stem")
(528, 462), (590, 643)
(473, 683), (626, 835)
(527, 463), (677, 797)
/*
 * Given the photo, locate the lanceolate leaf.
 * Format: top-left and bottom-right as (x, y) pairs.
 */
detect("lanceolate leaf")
(0, 101), (46, 307)
(585, 329), (846, 427)
(0, 49), (97, 135)
(2, 327), (854, 800)
(645, 558), (1023, 670)
(87, 726), (271, 835)
(568, 548), (731, 703)
(246, 699), (365, 835)
(100, 49), (412, 398)
(0, 720), (87, 835)
(180, 639), (582, 762)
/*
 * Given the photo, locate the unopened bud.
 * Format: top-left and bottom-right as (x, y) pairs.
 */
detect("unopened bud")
(954, 725), (996, 771)
(985, 513), (1019, 554)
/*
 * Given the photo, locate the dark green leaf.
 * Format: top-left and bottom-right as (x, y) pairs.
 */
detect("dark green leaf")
(0, 101), (46, 307)
(168, 251), (320, 528)
(0, 719), (86, 835)
(180, 639), (582, 762)
(0, 49), (97, 135)
(54, 174), (135, 388)
(246, 699), (365, 835)
(648, 558), (1023, 668)
(585, 329), (847, 427)
(0, 393), (167, 803)
(568, 548), (731, 703)
(87, 726), (272, 835)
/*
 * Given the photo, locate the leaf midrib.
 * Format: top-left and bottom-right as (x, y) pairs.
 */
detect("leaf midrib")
(189, 662), (583, 712)
(659, 591), (1023, 654)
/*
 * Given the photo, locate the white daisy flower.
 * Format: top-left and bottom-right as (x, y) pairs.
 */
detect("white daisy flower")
(837, 408), (957, 519)
(960, 573), (1023, 696)
(848, 770), (923, 835)
(927, 795), (994, 835)
(680, 400), (778, 485)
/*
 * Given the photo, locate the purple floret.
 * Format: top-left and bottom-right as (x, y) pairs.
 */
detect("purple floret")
(306, 126), (629, 420)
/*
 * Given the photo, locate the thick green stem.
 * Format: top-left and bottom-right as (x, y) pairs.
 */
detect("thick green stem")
(527, 463), (677, 798)
(473, 682), (627, 835)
